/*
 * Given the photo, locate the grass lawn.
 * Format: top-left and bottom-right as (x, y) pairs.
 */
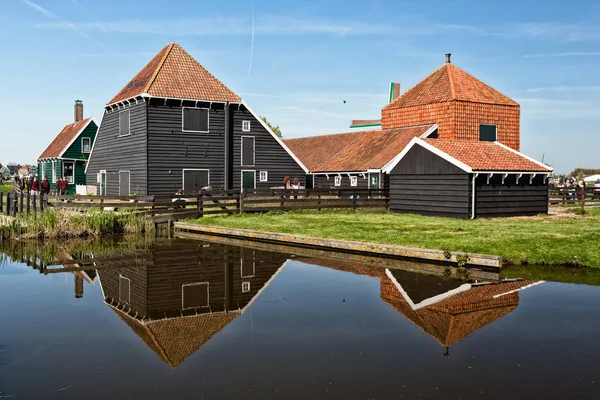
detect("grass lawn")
(189, 208), (600, 268)
(0, 182), (13, 193)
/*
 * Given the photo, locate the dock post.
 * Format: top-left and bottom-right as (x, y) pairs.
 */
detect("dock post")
(198, 193), (204, 218)
(239, 190), (245, 214)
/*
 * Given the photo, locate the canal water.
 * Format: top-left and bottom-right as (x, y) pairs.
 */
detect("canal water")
(1, 238), (599, 399)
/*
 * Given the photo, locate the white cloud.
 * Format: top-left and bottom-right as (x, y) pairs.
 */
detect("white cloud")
(524, 86), (600, 93)
(507, 22), (600, 42)
(524, 52), (600, 58)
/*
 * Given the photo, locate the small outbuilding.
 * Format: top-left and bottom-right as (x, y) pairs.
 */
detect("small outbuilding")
(386, 138), (553, 218)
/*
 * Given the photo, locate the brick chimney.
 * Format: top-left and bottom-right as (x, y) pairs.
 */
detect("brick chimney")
(445, 53), (451, 64)
(74, 100), (83, 123)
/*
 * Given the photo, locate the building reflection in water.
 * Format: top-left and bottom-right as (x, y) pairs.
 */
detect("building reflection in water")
(8, 239), (542, 365)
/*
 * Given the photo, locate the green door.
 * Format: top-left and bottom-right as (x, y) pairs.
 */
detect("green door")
(242, 171), (255, 190)
(305, 174), (314, 189)
(369, 172), (380, 189)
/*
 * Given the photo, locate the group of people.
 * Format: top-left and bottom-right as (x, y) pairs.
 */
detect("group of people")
(13, 175), (69, 196)
(283, 176), (301, 190)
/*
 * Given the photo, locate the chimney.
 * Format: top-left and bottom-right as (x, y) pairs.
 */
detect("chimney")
(74, 100), (83, 123)
(388, 82), (401, 103)
(445, 53), (451, 64)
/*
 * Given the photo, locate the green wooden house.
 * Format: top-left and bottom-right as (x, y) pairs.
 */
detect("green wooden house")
(37, 101), (98, 195)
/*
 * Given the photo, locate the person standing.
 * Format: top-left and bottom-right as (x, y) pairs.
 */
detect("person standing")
(29, 176), (40, 196)
(41, 177), (51, 199)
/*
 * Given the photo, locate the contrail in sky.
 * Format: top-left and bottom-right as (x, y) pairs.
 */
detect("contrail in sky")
(247, 4), (255, 78)
(22, 0), (105, 46)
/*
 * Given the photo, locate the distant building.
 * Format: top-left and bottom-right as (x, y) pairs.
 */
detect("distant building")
(37, 100), (98, 194)
(86, 42), (306, 196)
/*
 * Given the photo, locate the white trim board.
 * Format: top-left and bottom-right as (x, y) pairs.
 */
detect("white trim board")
(385, 269), (472, 311)
(494, 141), (553, 172)
(241, 100), (309, 173)
(241, 260), (290, 313)
(56, 117), (98, 159)
(84, 110), (105, 174)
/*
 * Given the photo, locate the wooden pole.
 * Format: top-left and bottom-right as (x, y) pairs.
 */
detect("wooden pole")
(581, 186), (586, 215)
(239, 189), (245, 214)
(26, 193), (30, 216)
(0, 192), (3, 214)
(198, 193), (204, 218)
(19, 192), (24, 216)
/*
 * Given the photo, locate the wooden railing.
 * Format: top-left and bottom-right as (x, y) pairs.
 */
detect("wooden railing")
(1, 189), (389, 221)
(548, 186), (600, 205)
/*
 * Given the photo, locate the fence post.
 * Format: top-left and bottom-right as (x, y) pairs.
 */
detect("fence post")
(40, 194), (44, 212)
(198, 193), (204, 218)
(26, 193), (31, 216)
(239, 189), (245, 214)
(317, 194), (321, 212)
(581, 187), (586, 215)
(10, 193), (17, 217)
(0, 192), (3, 214)
(19, 192), (24, 216)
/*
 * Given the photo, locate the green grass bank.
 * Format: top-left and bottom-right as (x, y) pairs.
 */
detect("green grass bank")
(187, 208), (600, 268)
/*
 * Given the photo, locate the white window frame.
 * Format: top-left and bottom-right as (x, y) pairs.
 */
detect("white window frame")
(259, 171), (268, 182)
(182, 168), (210, 193)
(350, 176), (358, 187)
(41, 161), (46, 179)
(242, 120), (251, 132)
(240, 170), (256, 189)
(119, 275), (131, 304)
(182, 282), (210, 310)
(182, 107), (210, 133)
(241, 136), (256, 167)
(119, 170), (130, 197)
(63, 161), (75, 184)
(51, 161), (57, 183)
(334, 175), (341, 187)
(118, 109), (131, 137)
(81, 137), (91, 153)
(242, 282), (251, 293)
(479, 124), (498, 142)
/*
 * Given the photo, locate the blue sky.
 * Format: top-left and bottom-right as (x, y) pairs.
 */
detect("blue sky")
(0, 0), (599, 173)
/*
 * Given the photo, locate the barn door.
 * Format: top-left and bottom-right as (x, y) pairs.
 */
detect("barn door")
(183, 169), (209, 195)
(119, 171), (130, 196)
(241, 171), (256, 190)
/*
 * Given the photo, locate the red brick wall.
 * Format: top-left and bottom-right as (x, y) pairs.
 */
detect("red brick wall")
(381, 101), (520, 151)
(453, 101), (520, 151)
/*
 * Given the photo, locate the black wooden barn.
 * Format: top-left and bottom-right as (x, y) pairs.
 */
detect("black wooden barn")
(85, 43), (306, 196)
(386, 138), (553, 218)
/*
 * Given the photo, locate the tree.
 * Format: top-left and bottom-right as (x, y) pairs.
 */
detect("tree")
(261, 116), (282, 138)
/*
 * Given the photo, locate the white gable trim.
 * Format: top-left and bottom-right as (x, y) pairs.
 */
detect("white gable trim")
(84, 112), (106, 174)
(385, 269), (472, 310)
(493, 141), (554, 172)
(58, 118), (97, 159)
(241, 100), (308, 173)
(382, 134), (473, 174)
(418, 124), (439, 138)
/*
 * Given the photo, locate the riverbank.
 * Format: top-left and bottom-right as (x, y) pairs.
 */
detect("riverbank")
(0, 209), (154, 239)
(184, 208), (600, 268)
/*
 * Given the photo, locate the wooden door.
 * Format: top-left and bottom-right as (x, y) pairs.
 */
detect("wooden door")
(369, 172), (380, 189)
(242, 171), (255, 190)
(183, 169), (209, 194)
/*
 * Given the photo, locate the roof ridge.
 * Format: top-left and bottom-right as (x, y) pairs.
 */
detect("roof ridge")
(144, 42), (175, 94)
(447, 64), (456, 98)
(384, 64), (447, 110)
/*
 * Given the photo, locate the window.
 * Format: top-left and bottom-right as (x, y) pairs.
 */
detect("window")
(41, 162), (46, 179)
(350, 176), (358, 187)
(479, 124), (497, 142)
(182, 282), (209, 310)
(259, 171), (268, 182)
(242, 282), (251, 293)
(119, 275), (130, 304)
(241, 250), (256, 278)
(242, 120), (251, 132)
(334, 176), (341, 187)
(82, 137), (91, 153)
(119, 110), (130, 136)
(241, 136), (255, 166)
(63, 162), (74, 184)
(51, 161), (56, 183)
(182, 107), (209, 132)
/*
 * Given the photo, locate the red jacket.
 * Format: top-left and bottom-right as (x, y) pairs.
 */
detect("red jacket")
(29, 180), (39, 191)
(41, 179), (50, 193)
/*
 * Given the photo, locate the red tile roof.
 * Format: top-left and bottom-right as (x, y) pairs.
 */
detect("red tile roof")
(422, 139), (552, 172)
(383, 63), (518, 110)
(109, 43), (240, 105)
(38, 118), (92, 160)
(284, 125), (434, 172)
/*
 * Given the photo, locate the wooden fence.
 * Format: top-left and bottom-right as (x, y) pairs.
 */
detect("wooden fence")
(548, 186), (600, 206)
(0, 189), (389, 222)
